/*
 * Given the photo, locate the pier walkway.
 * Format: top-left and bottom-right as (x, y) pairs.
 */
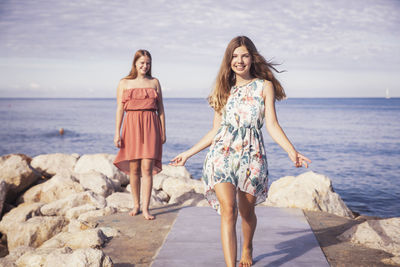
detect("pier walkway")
(151, 207), (329, 267)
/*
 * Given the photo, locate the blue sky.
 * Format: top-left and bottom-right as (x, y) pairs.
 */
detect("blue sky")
(0, 0), (399, 98)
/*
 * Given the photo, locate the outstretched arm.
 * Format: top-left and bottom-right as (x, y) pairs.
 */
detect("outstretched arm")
(170, 110), (222, 166)
(263, 81), (311, 168)
(114, 80), (125, 148)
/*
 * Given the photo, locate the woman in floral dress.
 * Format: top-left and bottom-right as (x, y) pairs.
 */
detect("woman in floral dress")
(171, 36), (310, 267)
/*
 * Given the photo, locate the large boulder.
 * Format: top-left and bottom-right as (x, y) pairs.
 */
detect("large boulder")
(30, 153), (79, 177)
(77, 206), (117, 222)
(262, 171), (355, 218)
(0, 154), (40, 199)
(40, 191), (106, 217)
(5, 216), (66, 251)
(64, 204), (98, 221)
(339, 217), (400, 257)
(40, 228), (108, 249)
(16, 247), (113, 267)
(74, 153), (129, 186)
(105, 192), (133, 212)
(74, 170), (115, 197)
(162, 176), (204, 204)
(159, 164), (192, 179)
(17, 173), (84, 204)
(0, 202), (44, 234)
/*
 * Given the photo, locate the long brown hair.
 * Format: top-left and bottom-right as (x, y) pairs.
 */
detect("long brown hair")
(208, 36), (286, 112)
(124, 49), (152, 79)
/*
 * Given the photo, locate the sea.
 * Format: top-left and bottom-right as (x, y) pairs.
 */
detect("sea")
(0, 97), (399, 218)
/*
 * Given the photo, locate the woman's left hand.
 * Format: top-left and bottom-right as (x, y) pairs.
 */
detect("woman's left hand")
(289, 151), (311, 168)
(162, 133), (166, 144)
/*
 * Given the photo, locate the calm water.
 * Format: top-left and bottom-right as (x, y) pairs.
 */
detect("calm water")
(1, 97), (399, 218)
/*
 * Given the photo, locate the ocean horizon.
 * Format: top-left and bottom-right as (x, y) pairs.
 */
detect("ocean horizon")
(1, 97), (399, 218)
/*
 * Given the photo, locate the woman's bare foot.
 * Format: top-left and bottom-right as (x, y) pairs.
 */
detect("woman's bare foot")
(142, 210), (155, 220)
(239, 247), (253, 267)
(129, 207), (140, 216)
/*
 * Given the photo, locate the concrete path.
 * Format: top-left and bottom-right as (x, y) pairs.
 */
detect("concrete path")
(152, 207), (329, 267)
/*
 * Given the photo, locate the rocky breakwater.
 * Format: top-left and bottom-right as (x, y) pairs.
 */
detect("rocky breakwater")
(0, 153), (208, 266)
(1, 153), (399, 266)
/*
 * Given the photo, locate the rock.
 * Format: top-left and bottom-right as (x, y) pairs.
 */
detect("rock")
(67, 219), (98, 233)
(77, 206), (117, 222)
(105, 192), (133, 212)
(159, 164), (192, 179)
(30, 153), (79, 177)
(40, 228), (108, 249)
(40, 191), (106, 216)
(98, 226), (121, 239)
(162, 176), (204, 204)
(152, 173), (169, 190)
(17, 173), (84, 204)
(65, 204), (98, 221)
(16, 247), (113, 267)
(74, 170), (115, 197)
(74, 153), (129, 185)
(0, 181), (7, 217)
(338, 217), (400, 257)
(0, 202), (44, 234)
(152, 189), (170, 204)
(262, 171), (354, 218)
(122, 187), (168, 207)
(0, 246), (34, 267)
(5, 216), (66, 251)
(0, 154), (39, 199)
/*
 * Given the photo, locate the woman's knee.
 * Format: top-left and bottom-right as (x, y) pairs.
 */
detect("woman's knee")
(141, 160), (154, 176)
(220, 202), (238, 221)
(239, 205), (255, 220)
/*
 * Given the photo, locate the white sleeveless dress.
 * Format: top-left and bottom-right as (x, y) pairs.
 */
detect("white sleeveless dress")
(202, 79), (269, 213)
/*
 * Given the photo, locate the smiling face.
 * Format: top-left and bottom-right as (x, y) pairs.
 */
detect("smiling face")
(231, 45), (252, 78)
(135, 55), (151, 76)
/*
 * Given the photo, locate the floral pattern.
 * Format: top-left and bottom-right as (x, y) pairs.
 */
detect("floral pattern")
(202, 79), (268, 213)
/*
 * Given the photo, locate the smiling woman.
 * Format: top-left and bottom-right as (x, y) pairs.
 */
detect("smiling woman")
(171, 36), (311, 267)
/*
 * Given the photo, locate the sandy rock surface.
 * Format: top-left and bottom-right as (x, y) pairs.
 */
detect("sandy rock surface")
(31, 153), (79, 177)
(0, 154), (39, 197)
(18, 173), (84, 204)
(339, 217), (400, 264)
(262, 171), (354, 218)
(74, 153), (129, 186)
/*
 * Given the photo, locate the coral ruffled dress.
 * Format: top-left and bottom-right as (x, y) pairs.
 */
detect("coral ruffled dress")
(114, 88), (162, 174)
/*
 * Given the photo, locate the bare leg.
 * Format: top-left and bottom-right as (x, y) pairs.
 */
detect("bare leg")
(141, 159), (155, 220)
(215, 183), (238, 267)
(238, 190), (257, 267)
(129, 160), (141, 216)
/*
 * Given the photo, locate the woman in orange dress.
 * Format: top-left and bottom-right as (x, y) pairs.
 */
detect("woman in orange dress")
(114, 49), (166, 220)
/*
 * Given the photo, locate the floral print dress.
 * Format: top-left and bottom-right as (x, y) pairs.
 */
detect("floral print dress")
(202, 79), (268, 213)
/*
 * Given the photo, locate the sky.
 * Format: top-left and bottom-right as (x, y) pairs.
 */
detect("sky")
(0, 0), (399, 98)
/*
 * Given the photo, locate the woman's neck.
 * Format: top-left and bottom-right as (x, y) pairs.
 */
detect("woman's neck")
(235, 74), (254, 85)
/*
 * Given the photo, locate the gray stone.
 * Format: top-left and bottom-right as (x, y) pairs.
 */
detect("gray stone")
(74, 153), (129, 186)
(30, 153), (79, 177)
(0, 154), (39, 198)
(74, 170), (115, 197)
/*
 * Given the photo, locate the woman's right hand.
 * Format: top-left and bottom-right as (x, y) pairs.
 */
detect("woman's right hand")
(170, 151), (190, 166)
(114, 134), (121, 148)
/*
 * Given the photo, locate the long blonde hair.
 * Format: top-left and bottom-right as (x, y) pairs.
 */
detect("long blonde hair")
(124, 49), (152, 79)
(208, 36), (286, 112)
